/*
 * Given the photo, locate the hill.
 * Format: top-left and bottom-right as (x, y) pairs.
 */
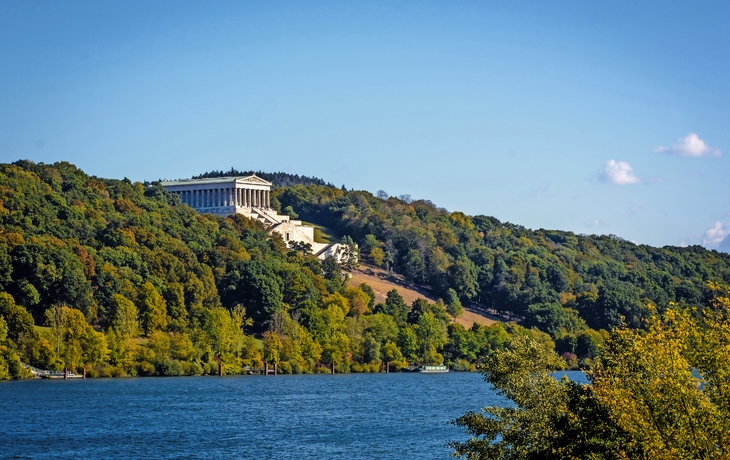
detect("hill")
(274, 183), (730, 338)
(0, 160), (527, 379)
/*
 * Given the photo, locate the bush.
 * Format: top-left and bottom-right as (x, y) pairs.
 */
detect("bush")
(451, 359), (472, 371)
(350, 362), (365, 373)
(289, 360), (302, 374)
(277, 361), (292, 374)
(159, 359), (184, 376)
(181, 361), (203, 376)
(136, 361), (156, 376)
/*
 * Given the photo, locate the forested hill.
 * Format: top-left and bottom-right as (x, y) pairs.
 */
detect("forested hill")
(0, 160), (729, 379)
(191, 168), (334, 188)
(273, 183), (730, 333)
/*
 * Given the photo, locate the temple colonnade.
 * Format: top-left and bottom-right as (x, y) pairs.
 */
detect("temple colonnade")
(175, 187), (270, 208)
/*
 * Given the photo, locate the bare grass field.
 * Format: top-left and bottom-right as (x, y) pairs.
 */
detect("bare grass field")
(347, 264), (499, 329)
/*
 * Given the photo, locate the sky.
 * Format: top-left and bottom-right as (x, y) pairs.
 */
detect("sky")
(1, 1), (729, 252)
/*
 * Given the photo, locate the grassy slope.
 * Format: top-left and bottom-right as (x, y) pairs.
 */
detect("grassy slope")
(348, 264), (498, 329)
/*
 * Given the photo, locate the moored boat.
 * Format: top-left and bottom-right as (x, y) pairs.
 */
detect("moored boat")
(416, 364), (449, 373)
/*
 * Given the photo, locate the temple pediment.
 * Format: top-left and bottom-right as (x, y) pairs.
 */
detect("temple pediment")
(237, 175), (272, 186)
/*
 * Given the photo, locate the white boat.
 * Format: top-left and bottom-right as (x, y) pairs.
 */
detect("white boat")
(416, 365), (448, 373)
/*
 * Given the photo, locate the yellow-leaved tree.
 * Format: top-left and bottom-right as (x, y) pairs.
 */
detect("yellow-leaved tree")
(591, 283), (730, 459)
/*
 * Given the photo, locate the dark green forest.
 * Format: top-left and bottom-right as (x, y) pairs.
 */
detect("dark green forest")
(1, 160), (728, 379)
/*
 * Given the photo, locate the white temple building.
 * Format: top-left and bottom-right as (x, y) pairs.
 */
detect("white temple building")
(160, 175), (343, 260)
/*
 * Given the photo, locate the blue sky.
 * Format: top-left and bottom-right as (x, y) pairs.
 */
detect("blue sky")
(1, 1), (729, 251)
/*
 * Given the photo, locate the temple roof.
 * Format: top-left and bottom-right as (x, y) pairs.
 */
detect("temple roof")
(161, 174), (272, 187)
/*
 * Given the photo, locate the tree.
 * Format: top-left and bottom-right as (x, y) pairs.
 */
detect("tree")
(451, 336), (636, 459)
(338, 235), (359, 270)
(45, 304), (107, 372)
(591, 284), (730, 458)
(447, 259), (478, 301)
(220, 260), (284, 331)
(416, 311), (447, 363)
(111, 294), (139, 339)
(377, 289), (410, 325)
(369, 247), (385, 267)
(283, 205), (298, 219)
(289, 240), (312, 256)
(444, 288), (463, 318)
(0, 293), (35, 343)
(138, 282), (168, 335)
(204, 306), (247, 373)
(401, 249), (425, 284)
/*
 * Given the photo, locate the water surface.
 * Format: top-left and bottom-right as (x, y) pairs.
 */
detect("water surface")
(1, 371), (586, 459)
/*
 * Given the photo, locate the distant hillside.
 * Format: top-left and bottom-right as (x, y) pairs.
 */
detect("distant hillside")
(274, 183), (730, 339)
(1, 160), (540, 379)
(191, 168), (334, 188)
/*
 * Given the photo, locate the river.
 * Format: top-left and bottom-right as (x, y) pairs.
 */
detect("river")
(1, 371), (587, 459)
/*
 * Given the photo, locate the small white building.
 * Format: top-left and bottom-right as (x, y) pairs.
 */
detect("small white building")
(161, 175), (345, 260)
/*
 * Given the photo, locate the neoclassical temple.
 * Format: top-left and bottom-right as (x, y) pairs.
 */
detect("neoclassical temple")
(161, 175), (273, 216)
(161, 175), (343, 260)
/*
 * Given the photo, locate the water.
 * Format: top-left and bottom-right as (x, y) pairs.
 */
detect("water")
(0, 371), (587, 459)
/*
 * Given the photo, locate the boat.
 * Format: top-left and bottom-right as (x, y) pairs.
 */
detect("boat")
(416, 364), (449, 373)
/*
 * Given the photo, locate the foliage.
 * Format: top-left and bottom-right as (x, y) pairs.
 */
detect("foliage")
(273, 183), (730, 338)
(2, 160), (728, 380)
(453, 286), (730, 459)
(451, 336), (637, 459)
(590, 283), (730, 459)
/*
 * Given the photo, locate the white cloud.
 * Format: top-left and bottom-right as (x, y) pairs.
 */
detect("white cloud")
(655, 133), (721, 157)
(585, 219), (609, 228)
(600, 160), (640, 185)
(703, 222), (730, 251)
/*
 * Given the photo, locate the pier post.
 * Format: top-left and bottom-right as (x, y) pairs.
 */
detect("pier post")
(218, 361), (223, 376)
(64, 368), (67, 380)
(83, 366), (86, 379)
(265, 363), (269, 375)
(274, 363), (277, 375)
(386, 361), (390, 373)
(331, 362), (335, 374)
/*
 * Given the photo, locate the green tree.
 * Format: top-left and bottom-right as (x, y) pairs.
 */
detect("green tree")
(369, 247), (385, 267)
(0, 292), (35, 343)
(138, 282), (168, 335)
(377, 289), (410, 325)
(444, 288), (464, 318)
(111, 294), (139, 339)
(451, 336), (635, 459)
(416, 311), (447, 363)
(204, 306), (246, 373)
